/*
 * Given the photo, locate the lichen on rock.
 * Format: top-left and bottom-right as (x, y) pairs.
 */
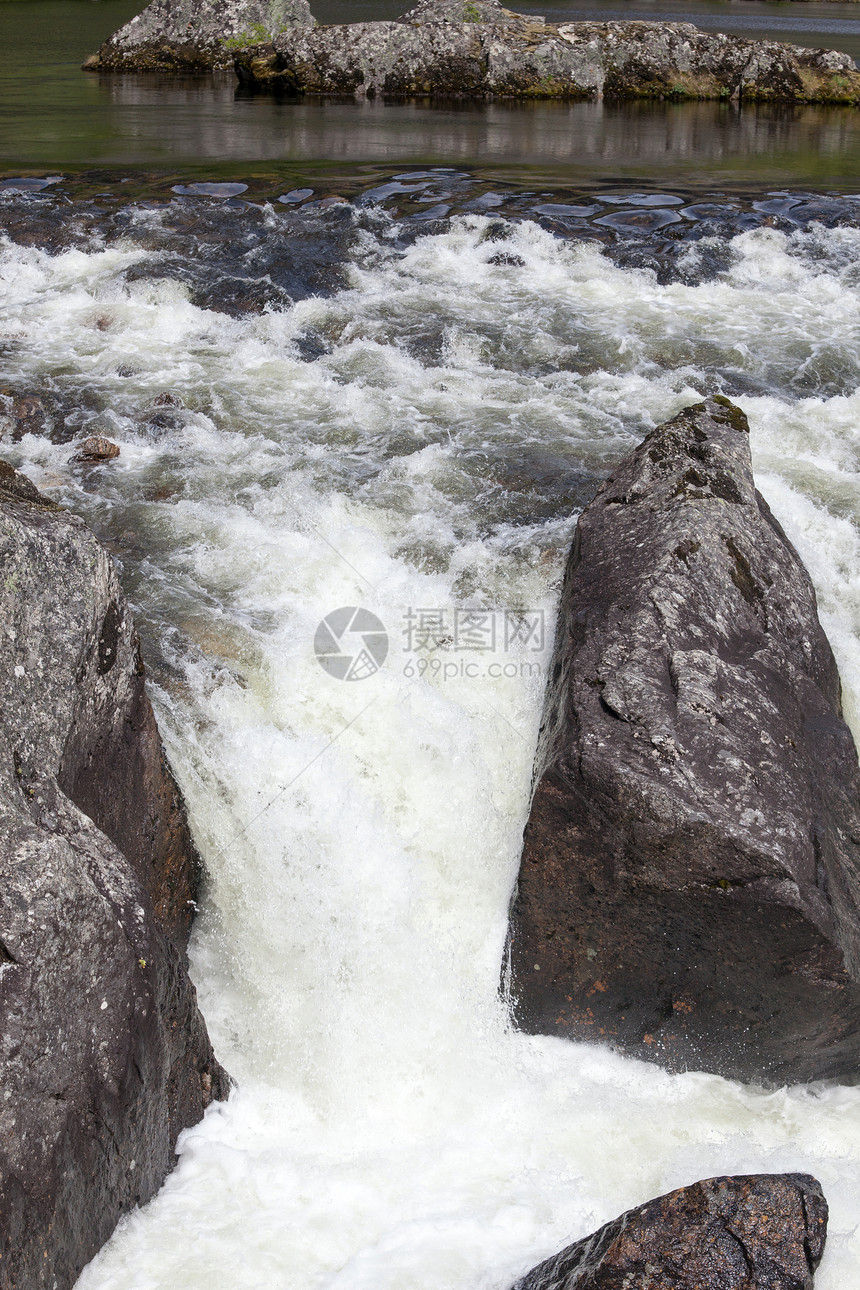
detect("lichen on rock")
(84, 0), (315, 73)
(230, 9), (860, 102)
(84, 0), (860, 101)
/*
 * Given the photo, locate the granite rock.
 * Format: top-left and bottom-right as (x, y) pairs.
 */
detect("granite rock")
(85, 0), (315, 72)
(0, 460), (228, 1290)
(508, 398), (860, 1084)
(512, 1173), (828, 1290)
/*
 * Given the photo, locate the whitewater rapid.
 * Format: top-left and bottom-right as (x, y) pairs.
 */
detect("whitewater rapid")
(3, 204), (860, 1287)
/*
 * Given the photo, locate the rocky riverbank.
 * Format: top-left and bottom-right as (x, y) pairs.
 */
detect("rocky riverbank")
(85, 0), (860, 104)
(0, 461), (228, 1290)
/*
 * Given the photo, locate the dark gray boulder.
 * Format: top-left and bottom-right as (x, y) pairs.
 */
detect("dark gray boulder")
(508, 397), (860, 1085)
(0, 460), (228, 1290)
(511, 1173), (828, 1290)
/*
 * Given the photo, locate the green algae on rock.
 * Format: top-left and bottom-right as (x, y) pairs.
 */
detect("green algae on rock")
(84, 0), (315, 73)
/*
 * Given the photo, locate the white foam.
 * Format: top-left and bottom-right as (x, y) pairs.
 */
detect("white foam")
(3, 214), (860, 1288)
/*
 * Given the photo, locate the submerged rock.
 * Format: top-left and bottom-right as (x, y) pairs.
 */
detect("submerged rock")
(84, 0), (860, 102)
(508, 397), (860, 1085)
(511, 1174), (828, 1290)
(0, 460), (228, 1290)
(85, 0), (315, 73)
(0, 392), (47, 442)
(72, 434), (121, 462)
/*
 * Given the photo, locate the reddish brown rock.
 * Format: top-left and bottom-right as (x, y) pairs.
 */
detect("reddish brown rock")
(511, 1174), (828, 1290)
(0, 459), (228, 1290)
(0, 393), (47, 441)
(508, 397), (860, 1084)
(72, 434), (121, 463)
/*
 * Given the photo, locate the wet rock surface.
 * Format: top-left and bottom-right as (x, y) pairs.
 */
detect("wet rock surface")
(508, 397), (860, 1084)
(511, 1174), (828, 1290)
(3, 174), (860, 306)
(0, 460), (228, 1290)
(72, 434), (121, 462)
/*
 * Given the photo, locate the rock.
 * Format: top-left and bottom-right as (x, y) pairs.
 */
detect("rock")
(554, 21), (860, 103)
(84, 0), (315, 73)
(72, 435), (121, 463)
(225, 10), (860, 103)
(511, 1173), (827, 1290)
(507, 397), (860, 1085)
(11, 395), (46, 437)
(0, 393), (47, 442)
(85, 0), (860, 99)
(400, 0), (540, 24)
(0, 459), (229, 1290)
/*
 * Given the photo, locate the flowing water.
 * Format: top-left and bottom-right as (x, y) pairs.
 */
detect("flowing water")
(3, 178), (860, 1286)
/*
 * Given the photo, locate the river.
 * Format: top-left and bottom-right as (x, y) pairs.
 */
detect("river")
(2, 1), (860, 1288)
(2, 0), (860, 175)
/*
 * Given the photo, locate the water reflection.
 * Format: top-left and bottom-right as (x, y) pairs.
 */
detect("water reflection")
(73, 79), (860, 181)
(1, 0), (860, 177)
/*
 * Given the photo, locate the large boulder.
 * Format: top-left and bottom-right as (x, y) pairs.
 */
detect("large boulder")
(511, 1173), (828, 1290)
(227, 11), (860, 103)
(508, 398), (860, 1085)
(85, 0), (315, 72)
(0, 461), (228, 1290)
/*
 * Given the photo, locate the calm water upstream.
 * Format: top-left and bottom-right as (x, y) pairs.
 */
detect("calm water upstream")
(2, 0), (860, 175)
(2, 0), (860, 1285)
